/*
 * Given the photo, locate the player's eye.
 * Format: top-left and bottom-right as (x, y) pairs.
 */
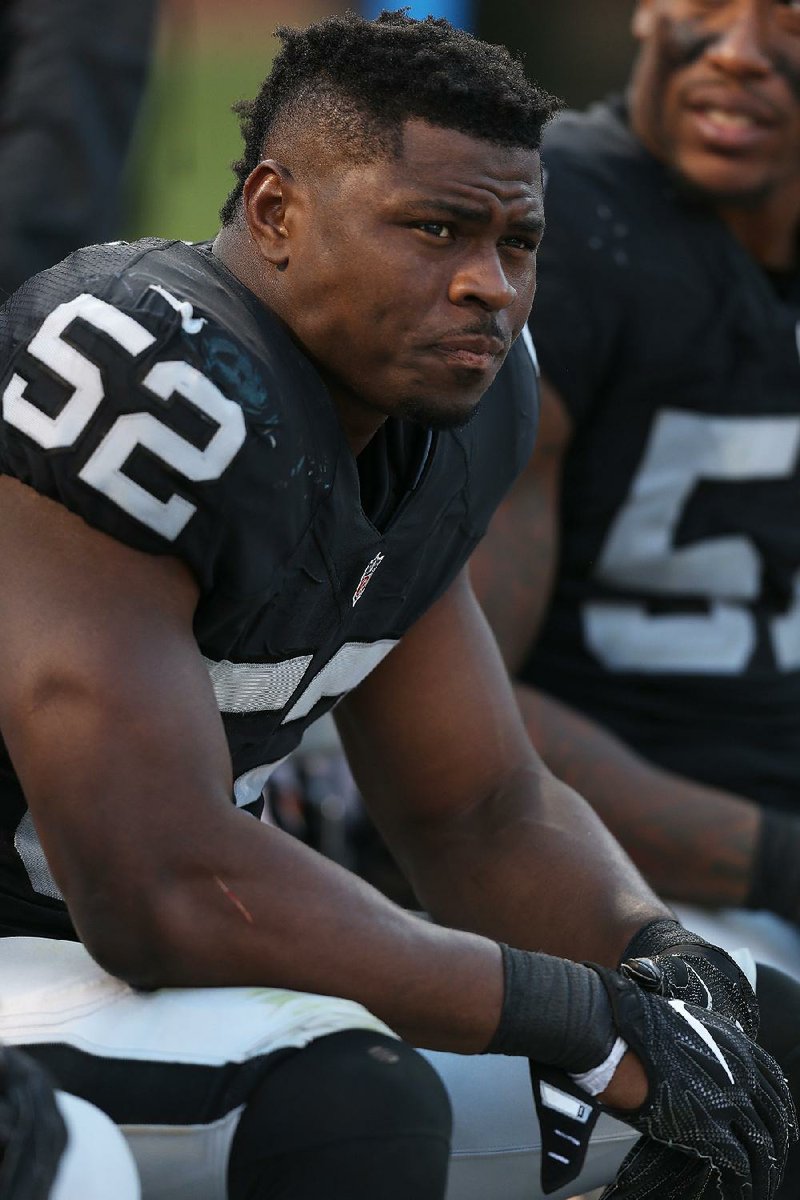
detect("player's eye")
(501, 236), (538, 253)
(415, 222), (453, 240)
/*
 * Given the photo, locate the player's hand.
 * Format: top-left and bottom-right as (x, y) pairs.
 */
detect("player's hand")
(600, 1139), (720, 1199)
(592, 964), (795, 1200)
(620, 945), (759, 1037)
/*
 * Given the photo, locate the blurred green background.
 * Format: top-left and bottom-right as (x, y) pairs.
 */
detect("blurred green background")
(126, 0), (637, 243)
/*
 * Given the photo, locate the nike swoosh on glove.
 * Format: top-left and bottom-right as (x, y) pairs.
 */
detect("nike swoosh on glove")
(591, 964), (795, 1200)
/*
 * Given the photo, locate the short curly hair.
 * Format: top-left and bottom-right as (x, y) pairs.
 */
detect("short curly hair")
(219, 9), (559, 225)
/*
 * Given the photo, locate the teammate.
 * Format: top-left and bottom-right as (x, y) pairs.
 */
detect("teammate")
(0, 11), (792, 1200)
(470, 0), (800, 1182)
(472, 0), (800, 977)
(0, 0), (158, 298)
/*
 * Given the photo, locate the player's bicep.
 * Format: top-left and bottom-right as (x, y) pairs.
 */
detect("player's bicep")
(336, 567), (541, 837)
(470, 375), (572, 672)
(0, 476), (231, 912)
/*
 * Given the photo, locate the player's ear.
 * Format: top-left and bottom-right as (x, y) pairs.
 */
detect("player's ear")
(242, 160), (294, 271)
(631, 0), (657, 40)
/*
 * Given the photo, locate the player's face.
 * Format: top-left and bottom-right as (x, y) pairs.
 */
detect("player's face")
(629, 0), (800, 202)
(281, 120), (543, 436)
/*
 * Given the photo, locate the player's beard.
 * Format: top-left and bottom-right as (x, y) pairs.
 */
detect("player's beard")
(395, 392), (483, 431)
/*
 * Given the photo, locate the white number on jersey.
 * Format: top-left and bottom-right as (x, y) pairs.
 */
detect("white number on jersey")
(2, 293), (246, 539)
(583, 410), (800, 672)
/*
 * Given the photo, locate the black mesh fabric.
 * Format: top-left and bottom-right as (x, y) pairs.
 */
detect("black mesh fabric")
(592, 965), (795, 1200)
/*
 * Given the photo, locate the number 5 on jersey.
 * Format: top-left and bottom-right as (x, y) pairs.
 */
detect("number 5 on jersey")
(3, 293), (246, 540)
(584, 409), (800, 673)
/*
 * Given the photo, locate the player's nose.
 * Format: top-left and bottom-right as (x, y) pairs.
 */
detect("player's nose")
(703, 2), (773, 79)
(448, 250), (517, 311)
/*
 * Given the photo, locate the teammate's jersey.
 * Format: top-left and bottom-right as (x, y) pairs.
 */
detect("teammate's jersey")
(0, 238), (538, 938)
(524, 97), (800, 811)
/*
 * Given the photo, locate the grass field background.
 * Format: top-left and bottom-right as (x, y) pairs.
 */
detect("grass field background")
(124, 0), (635, 244)
(125, 0), (330, 243)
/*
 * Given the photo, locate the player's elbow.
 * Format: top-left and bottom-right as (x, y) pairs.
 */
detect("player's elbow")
(71, 882), (180, 990)
(63, 855), (211, 990)
(69, 845), (247, 991)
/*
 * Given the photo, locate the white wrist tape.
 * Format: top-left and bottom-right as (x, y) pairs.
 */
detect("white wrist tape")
(568, 1035), (628, 1097)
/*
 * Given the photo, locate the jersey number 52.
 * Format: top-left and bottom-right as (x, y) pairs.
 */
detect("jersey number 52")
(2, 293), (246, 540)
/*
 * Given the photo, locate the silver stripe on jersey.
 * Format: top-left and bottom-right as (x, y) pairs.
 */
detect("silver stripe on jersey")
(14, 810), (63, 901)
(283, 640), (398, 722)
(203, 640), (399, 721)
(203, 654), (313, 713)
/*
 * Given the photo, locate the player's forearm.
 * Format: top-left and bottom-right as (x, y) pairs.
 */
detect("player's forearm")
(391, 757), (671, 967)
(513, 681), (761, 906)
(74, 803), (505, 1054)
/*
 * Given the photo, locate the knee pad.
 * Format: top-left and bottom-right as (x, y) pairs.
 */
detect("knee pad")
(239, 1030), (451, 1151)
(228, 1030), (452, 1200)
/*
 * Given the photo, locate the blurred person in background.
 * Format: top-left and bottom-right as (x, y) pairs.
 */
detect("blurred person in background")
(472, 0), (800, 1160)
(0, 0), (158, 299)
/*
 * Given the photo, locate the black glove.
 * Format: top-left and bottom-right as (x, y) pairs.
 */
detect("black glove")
(600, 1137), (719, 1200)
(620, 917), (759, 1037)
(593, 963), (794, 1200)
(0, 1045), (67, 1200)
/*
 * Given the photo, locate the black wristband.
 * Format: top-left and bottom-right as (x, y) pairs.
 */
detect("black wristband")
(485, 943), (617, 1073)
(747, 808), (800, 921)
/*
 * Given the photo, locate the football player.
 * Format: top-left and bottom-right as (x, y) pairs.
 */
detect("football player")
(472, 0), (800, 1191)
(0, 0), (158, 297)
(0, 10), (792, 1200)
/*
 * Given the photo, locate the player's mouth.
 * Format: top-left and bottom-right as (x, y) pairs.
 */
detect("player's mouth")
(684, 89), (778, 151)
(429, 334), (507, 372)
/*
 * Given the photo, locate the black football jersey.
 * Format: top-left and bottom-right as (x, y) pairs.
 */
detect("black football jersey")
(0, 238), (538, 938)
(525, 98), (800, 810)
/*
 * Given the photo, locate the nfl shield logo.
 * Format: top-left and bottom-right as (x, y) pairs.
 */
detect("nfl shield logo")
(352, 552), (385, 606)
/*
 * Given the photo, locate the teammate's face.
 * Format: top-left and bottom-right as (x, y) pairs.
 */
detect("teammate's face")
(629, 0), (800, 202)
(279, 121), (543, 440)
